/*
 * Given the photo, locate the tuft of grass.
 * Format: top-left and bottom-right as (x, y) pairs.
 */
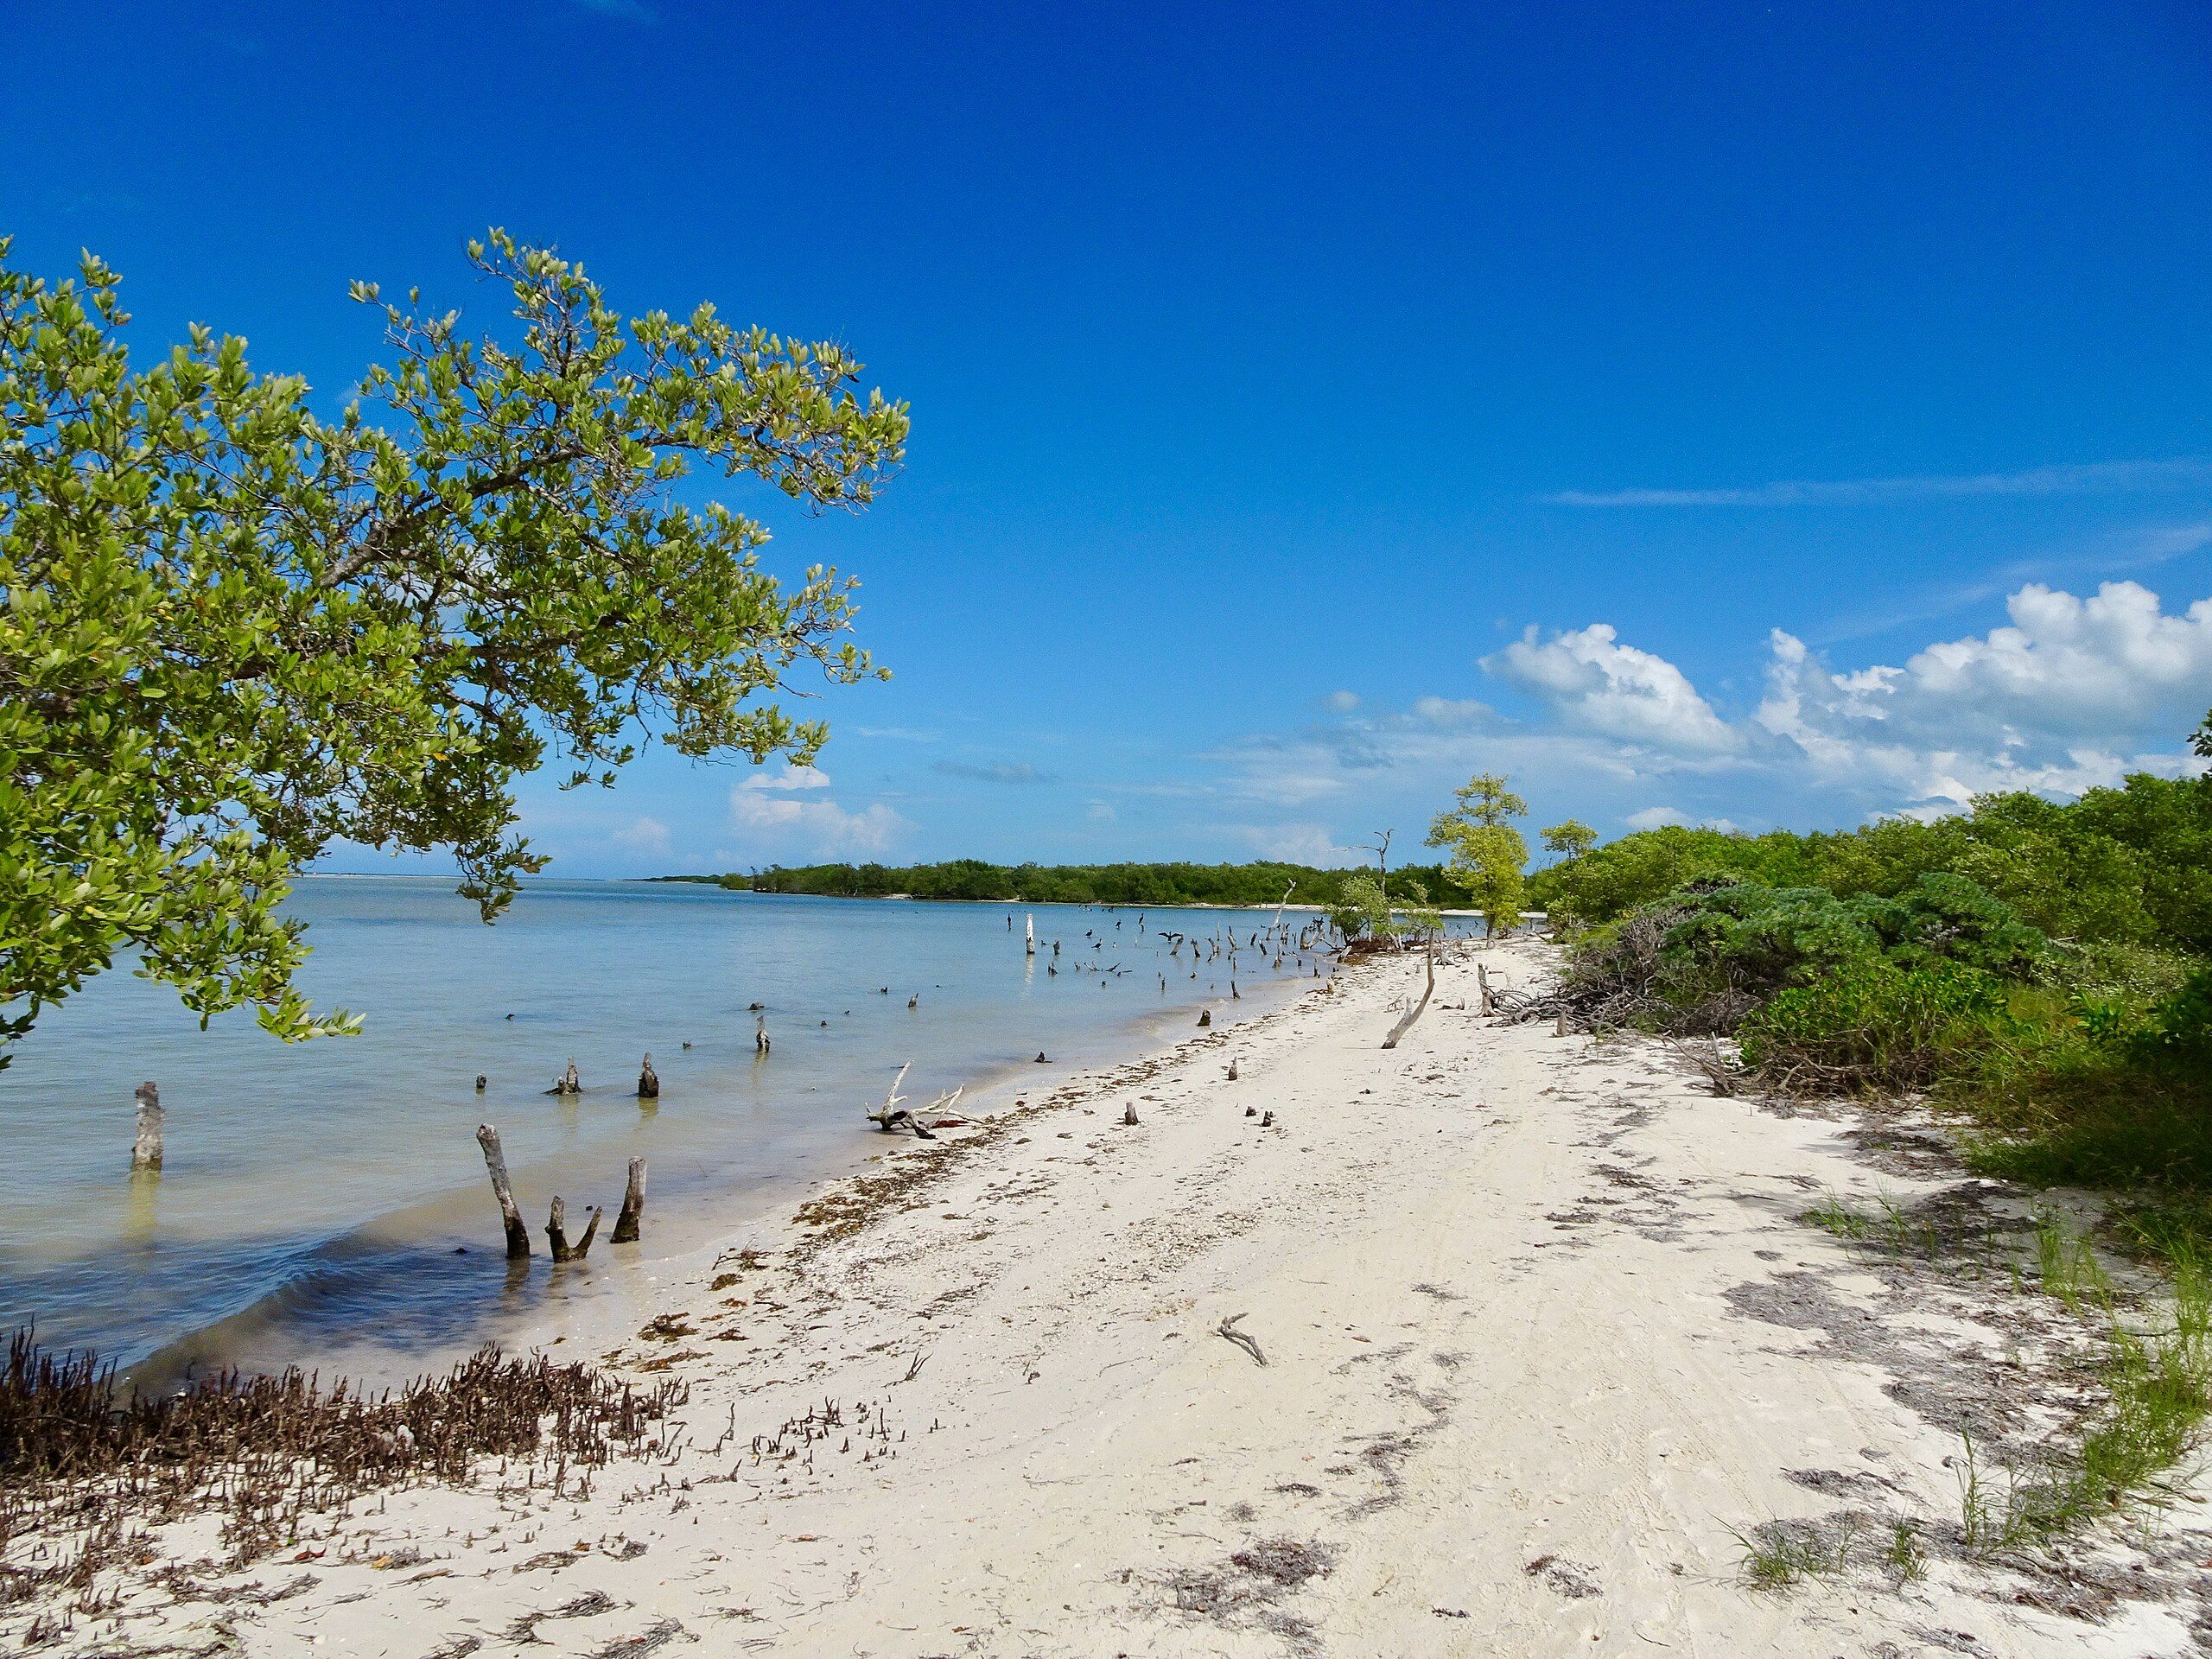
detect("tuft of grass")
(1798, 1189), (1942, 1258)
(1883, 1520), (1925, 1583)
(2032, 1210), (2113, 1314)
(1958, 1224), (2212, 1554)
(1801, 1193), (1871, 1240)
(1733, 1520), (1858, 1589)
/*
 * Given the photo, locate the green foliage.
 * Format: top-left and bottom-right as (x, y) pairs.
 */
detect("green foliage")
(2, 232), (906, 1058)
(1533, 774), (2212, 950)
(1427, 772), (1528, 935)
(1529, 824), (1816, 931)
(1539, 818), (1597, 861)
(690, 859), (1458, 910)
(1739, 957), (2007, 1092)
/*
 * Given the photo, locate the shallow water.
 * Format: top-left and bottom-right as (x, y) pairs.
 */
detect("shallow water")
(0, 878), (1354, 1382)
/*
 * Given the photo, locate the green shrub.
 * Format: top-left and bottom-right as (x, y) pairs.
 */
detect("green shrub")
(1740, 957), (2007, 1092)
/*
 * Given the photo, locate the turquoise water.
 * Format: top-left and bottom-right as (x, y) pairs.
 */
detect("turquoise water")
(0, 878), (1346, 1382)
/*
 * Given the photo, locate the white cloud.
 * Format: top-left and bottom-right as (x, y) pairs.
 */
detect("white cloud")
(1624, 807), (1741, 834)
(1227, 823), (1363, 866)
(1486, 624), (1738, 752)
(1086, 800), (1116, 821)
(1324, 690), (1362, 712)
(1757, 581), (2212, 807)
(1549, 456), (2212, 508)
(1410, 696), (1491, 728)
(611, 816), (671, 855)
(730, 769), (906, 855)
(743, 764), (833, 791)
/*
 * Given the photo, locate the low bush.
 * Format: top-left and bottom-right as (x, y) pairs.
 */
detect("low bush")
(1739, 957), (2007, 1093)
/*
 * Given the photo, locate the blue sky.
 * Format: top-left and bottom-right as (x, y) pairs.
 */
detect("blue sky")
(8, 1), (2211, 873)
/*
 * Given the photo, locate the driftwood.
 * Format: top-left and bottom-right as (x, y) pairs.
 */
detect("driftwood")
(1381, 943), (1436, 1049)
(1197, 1009), (1211, 1028)
(475, 1124), (531, 1261)
(1217, 1313), (1267, 1367)
(474, 1072), (488, 1092)
(866, 1062), (953, 1138)
(546, 1196), (601, 1263)
(131, 1081), (163, 1173)
(1226, 1059), (1239, 1081)
(636, 1053), (659, 1098)
(611, 1158), (647, 1243)
(1122, 1103), (1139, 1126)
(546, 1059), (581, 1096)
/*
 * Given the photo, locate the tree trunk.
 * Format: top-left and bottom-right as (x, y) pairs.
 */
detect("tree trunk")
(612, 1157), (647, 1243)
(546, 1195), (600, 1262)
(131, 1081), (163, 1173)
(636, 1052), (659, 1098)
(475, 1123), (531, 1260)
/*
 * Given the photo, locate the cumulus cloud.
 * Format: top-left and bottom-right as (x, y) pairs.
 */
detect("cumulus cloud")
(1624, 807), (1741, 834)
(1757, 581), (2212, 807)
(1486, 624), (1738, 752)
(729, 768), (906, 855)
(1324, 690), (1362, 712)
(744, 764), (832, 791)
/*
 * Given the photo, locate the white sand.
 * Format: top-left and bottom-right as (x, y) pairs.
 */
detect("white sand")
(14, 942), (2209, 1656)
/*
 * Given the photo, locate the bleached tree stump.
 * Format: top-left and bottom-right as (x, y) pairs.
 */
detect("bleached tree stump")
(475, 1124), (531, 1261)
(637, 1052), (659, 1098)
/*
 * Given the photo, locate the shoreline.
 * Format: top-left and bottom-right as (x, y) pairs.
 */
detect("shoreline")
(11, 942), (2209, 1656)
(111, 956), (1326, 1395)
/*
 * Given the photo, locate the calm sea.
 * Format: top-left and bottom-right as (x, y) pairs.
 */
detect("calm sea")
(0, 878), (1350, 1383)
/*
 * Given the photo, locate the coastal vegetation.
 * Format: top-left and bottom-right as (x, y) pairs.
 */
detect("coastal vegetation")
(1522, 720), (2212, 1529)
(664, 859), (1460, 907)
(0, 232), (905, 1063)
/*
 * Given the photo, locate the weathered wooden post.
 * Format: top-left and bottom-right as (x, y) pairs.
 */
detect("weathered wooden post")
(545, 1197), (601, 1263)
(1122, 1102), (1139, 1126)
(612, 1158), (647, 1243)
(131, 1081), (163, 1173)
(474, 1073), (487, 1093)
(1197, 1008), (1211, 1027)
(755, 1014), (771, 1054)
(1025, 913), (1036, 956)
(636, 1052), (659, 1098)
(475, 1124), (531, 1261)
(547, 1059), (581, 1096)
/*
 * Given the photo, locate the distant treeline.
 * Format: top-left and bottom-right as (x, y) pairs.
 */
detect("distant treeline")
(657, 859), (1461, 907)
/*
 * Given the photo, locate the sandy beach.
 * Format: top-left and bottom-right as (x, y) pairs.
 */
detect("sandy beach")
(14, 940), (2212, 1657)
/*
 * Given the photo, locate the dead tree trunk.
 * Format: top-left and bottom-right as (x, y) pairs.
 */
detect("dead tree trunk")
(636, 1052), (659, 1098)
(612, 1158), (647, 1243)
(547, 1059), (581, 1096)
(475, 1124), (531, 1261)
(546, 1196), (601, 1262)
(131, 1081), (163, 1173)
(1477, 963), (1494, 1015)
(1381, 940), (1436, 1049)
